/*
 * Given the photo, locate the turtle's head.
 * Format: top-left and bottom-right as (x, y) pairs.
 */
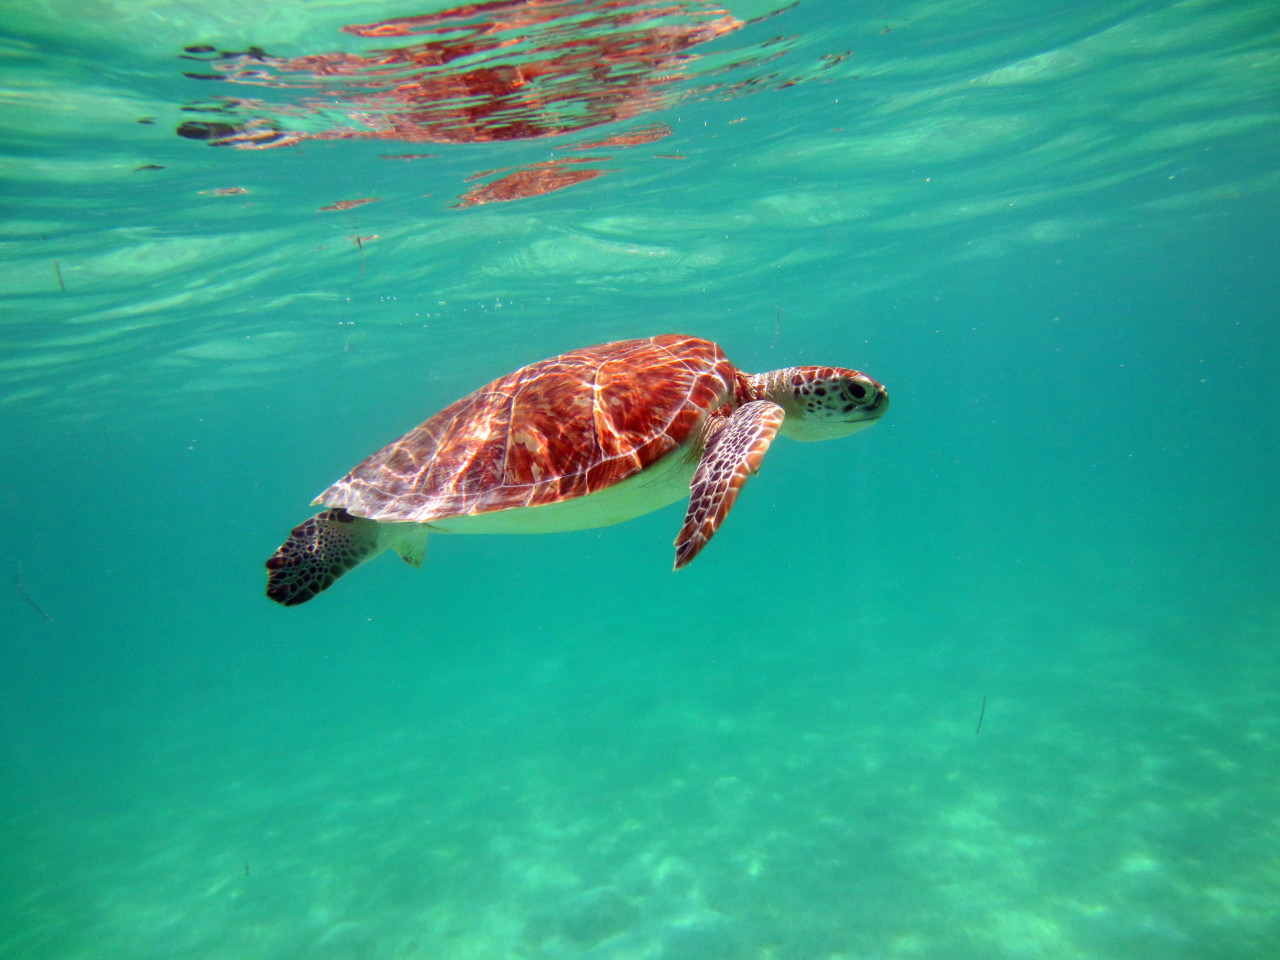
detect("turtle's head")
(768, 366), (889, 441)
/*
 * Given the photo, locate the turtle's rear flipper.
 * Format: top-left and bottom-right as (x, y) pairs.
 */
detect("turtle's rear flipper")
(266, 508), (382, 605)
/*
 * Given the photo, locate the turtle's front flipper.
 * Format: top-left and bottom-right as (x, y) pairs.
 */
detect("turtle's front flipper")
(265, 508), (383, 605)
(674, 400), (785, 569)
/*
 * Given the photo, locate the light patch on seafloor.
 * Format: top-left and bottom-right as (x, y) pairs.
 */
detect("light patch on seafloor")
(8, 628), (1280, 960)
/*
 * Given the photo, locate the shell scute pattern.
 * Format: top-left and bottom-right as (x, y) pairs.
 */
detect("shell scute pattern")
(317, 334), (736, 523)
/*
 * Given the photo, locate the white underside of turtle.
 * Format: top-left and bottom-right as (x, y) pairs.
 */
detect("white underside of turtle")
(370, 444), (696, 567)
(423, 442), (695, 535)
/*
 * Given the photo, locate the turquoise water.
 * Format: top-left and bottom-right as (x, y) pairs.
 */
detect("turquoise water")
(3, 0), (1279, 957)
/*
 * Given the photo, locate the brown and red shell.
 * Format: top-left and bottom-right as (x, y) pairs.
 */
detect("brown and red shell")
(316, 334), (737, 522)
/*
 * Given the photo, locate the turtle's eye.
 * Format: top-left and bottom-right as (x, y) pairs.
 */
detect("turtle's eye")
(846, 380), (867, 400)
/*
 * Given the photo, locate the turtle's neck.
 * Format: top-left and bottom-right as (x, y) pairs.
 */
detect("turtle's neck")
(735, 369), (794, 406)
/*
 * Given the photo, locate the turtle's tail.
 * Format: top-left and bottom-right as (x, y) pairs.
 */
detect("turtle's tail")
(265, 508), (383, 606)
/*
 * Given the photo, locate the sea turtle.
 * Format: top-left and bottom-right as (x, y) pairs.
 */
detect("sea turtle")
(266, 334), (888, 605)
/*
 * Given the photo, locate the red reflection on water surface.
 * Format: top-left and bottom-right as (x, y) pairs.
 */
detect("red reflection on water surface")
(180, 0), (739, 144)
(453, 157), (617, 208)
(177, 0), (742, 204)
(570, 122), (672, 150)
(318, 197), (382, 212)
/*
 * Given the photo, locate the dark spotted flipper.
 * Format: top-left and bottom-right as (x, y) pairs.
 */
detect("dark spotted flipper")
(265, 508), (382, 606)
(674, 400), (785, 569)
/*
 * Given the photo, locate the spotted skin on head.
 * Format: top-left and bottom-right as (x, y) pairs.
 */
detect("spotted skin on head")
(790, 367), (878, 419)
(674, 399), (785, 569)
(265, 508), (382, 606)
